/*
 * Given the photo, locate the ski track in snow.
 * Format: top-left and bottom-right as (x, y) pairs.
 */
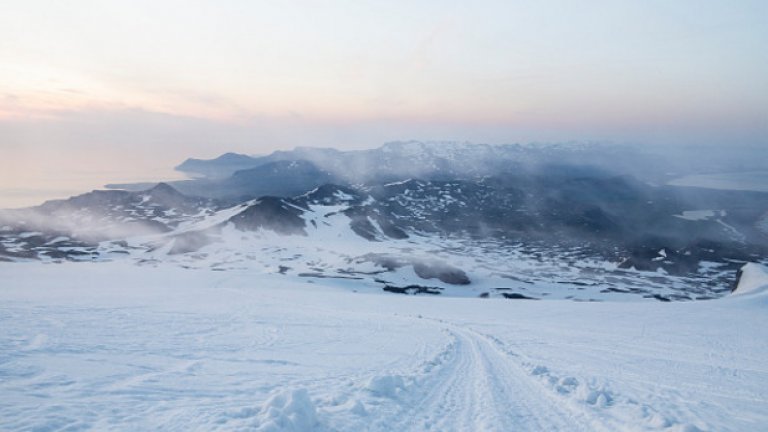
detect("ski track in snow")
(1, 262), (767, 431)
(372, 320), (601, 432)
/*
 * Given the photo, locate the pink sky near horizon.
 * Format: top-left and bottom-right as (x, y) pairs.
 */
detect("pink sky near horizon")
(1, 0), (766, 207)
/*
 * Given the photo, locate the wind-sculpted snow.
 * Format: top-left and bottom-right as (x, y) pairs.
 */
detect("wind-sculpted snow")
(732, 263), (768, 297)
(254, 388), (320, 432)
(1, 262), (767, 430)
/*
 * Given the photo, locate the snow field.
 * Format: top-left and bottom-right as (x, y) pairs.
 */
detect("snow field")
(1, 261), (767, 431)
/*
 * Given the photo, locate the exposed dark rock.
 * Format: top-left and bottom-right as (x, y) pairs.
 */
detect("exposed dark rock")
(229, 197), (307, 235)
(383, 285), (443, 295)
(3, 142), (767, 300)
(413, 261), (470, 285)
(345, 206), (408, 241)
(361, 253), (470, 285)
(501, 292), (538, 300)
(731, 266), (744, 293)
(298, 273), (364, 280)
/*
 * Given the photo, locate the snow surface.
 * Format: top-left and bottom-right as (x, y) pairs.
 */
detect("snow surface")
(733, 263), (768, 297)
(1, 261), (767, 431)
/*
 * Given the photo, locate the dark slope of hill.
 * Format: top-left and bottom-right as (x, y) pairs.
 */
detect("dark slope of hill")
(175, 152), (265, 179)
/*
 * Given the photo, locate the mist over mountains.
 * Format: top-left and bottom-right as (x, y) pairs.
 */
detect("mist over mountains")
(167, 141), (664, 201)
(2, 141), (767, 301)
(107, 140), (768, 202)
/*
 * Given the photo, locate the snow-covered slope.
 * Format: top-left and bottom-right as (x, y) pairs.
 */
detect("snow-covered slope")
(1, 261), (766, 431)
(3, 179), (766, 301)
(732, 262), (768, 297)
(78, 192), (739, 302)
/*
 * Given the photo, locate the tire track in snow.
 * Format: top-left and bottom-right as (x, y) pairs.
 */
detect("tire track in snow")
(372, 317), (604, 432)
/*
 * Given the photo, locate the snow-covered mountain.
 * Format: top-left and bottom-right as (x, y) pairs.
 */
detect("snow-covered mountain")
(3, 142), (768, 302)
(158, 142), (662, 201)
(174, 141), (768, 186)
(3, 170), (767, 301)
(3, 142), (768, 431)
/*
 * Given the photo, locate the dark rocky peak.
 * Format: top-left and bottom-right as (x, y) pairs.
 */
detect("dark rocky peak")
(41, 183), (213, 217)
(146, 182), (183, 197)
(140, 182), (205, 211)
(228, 197), (307, 236)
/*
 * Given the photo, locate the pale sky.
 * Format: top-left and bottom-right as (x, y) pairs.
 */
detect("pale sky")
(1, 0), (767, 207)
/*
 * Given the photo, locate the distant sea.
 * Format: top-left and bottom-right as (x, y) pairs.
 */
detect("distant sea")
(0, 168), (188, 210)
(668, 171), (768, 192)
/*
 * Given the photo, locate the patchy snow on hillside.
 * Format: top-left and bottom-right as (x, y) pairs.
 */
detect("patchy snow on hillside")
(1, 261), (767, 431)
(59, 199), (738, 303)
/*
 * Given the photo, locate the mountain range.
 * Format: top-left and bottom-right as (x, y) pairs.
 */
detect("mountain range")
(2, 141), (767, 301)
